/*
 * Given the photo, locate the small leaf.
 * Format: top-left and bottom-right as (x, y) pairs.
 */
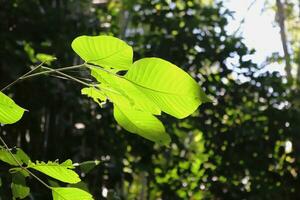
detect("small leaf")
(52, 187), (94, 200)
(68, 182), (90, 193)
(9, 167), (30, 177)
(72, 35), (133, 70)
(81, 87), (107, 107)
(28, 160), (81, 184)
(0, 92), (26, 125)
(11, 172), (30, 200)
(36, 53), (57, 65)
(125, 57), (210, 119)
(114, 104), (171, 145)
(76, 160), (100, 174)
(16, 149), (30, 165)
(0, 148), (29, 166)
(48, 180), (61, 187)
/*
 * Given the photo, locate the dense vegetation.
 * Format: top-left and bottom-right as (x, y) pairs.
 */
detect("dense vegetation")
(1, 0), (300, 199)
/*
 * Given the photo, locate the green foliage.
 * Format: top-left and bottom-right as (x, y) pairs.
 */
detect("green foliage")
(76, 160), (101, 174)
(0, 147), (29, 166)
(3, 0), (293, 199)
(125, 58), (211, 118)
(51, 187), (94, 200)
(36, 53), (57, 65)
(91, 67), (161, 115)
(0, 32), (210, 198)
(0, 145), (98, 199)
(0, 92), (26, 125)
(11, 172), (30, 200)
(71, 35), (133, 70)
(114, 104), (171, 145)
(28, 160), (81, 184)
(72, 35), (209, 144)
(81, 87), (107, 107)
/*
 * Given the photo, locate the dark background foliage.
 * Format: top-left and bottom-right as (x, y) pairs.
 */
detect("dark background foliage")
(0, 0), (299, 199)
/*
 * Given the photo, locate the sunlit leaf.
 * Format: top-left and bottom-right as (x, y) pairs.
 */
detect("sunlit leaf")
(81, 87), (107, 107)
(125, 57), (211, 119)
(52, 187), (94, 200)
(28, 160), (81, 184)
(114, 104), (171, 145)
(0, 147), (30, 166)
(0, 92), (26, 125)
(36, 53), (57, 65)
(11, 172), (30, 200)
(90, 67), (161, 114)
(71, 35), (133, 70)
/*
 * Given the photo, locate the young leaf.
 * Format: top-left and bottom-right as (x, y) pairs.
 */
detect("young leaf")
(0, 92), (26, 124)
(114, 104), (171, 145)
(71, 35), (133, 70)
(52, 187), (94, 200)
(81, 87), (107, 107)
(0, 148), (29, 166)
(74, 160), (100, 174)
(68, 182), (90, 193)
(125, 57), (211, 119)
(36, 53), (57, 65)
(28, 160), (81, 184)
(11, 172), (30, 200)
(90, 67), (161, 115)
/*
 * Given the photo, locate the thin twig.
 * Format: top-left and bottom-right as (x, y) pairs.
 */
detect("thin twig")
(0, 135), (51, 189)
(20, 64), (86, 80)
(41, 66), (91, 87)
(1, 62), (45, 92)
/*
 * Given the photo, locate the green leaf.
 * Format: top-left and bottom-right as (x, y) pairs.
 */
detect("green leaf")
(76, 160), (100, 174)
(68, 182), (90, 193)
(71, 35), (133, 70)
(0, 147), (29, 166)
(124, 57), (210, 119)
(11, 172), (30, 200)
(36, 53), (57, 65)
(28, 160), (81, 184)
(90, 67), (161, 115)
(52, 187), (94, 200)
(114, 104), (171, 145)
(81, 87), (107, 107)
(15, 149), (30, 165)
(0, 92), (26, 125)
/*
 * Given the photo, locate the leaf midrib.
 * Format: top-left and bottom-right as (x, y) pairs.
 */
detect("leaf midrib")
(89, 65), (200, 98)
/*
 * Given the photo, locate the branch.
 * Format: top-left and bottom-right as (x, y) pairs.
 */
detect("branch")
(0, 135), (51, 189)
(1, 62), (45, 92)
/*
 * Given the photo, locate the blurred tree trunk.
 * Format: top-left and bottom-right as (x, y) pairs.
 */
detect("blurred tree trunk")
(296, 0), (300, 84)
(276, 0), (292, 79)
(118, 1), (131, 39)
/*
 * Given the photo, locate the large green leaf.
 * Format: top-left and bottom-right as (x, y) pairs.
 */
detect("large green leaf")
(0, 92), (26, 124)
(124, 57), (210, 119)
(114, 104), (171, 145)
(90, 67), (161, 115)
(52, 187), (94, 200)
(11, 172), (30, 200)
(71, 35), (133, 70)
(28, 160), (81, 184)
